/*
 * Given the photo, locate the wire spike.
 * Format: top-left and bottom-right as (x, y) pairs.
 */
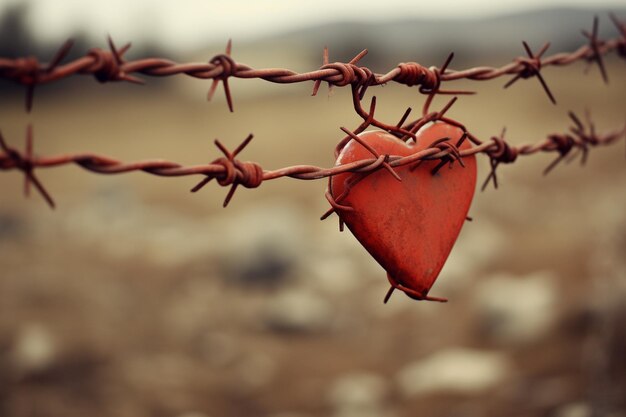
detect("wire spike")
(191, 176), (213, 192)
(47, 39), (74, 72)
(233, 134), (254, 157)
(207, 79), (219, 101)
(583, 16), (609, 84)
(223, 78), (234, 112)
(226, 39), (233, 56)
(437, 96), (458, 118)
(118, 42), (132, 57)
(222, 184), (238, 207)
(107, 35), (122, 65)
(440, 52), (455, 74)
(384, 286), (395, 304)
(536, 42), (551, 58)
(349, 49), (368, 65)
(503, 73), (522, 89)
(536, 71), (557, 105)
(396, 107), (412, 129)
(25, 85), (35, 113)
(214, 139), (232, 159)
(24, 125), (33, 197)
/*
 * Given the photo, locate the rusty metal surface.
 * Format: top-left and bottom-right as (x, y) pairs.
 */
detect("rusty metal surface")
(1, 101), (623, 210)
(0, 16), (624, 112)
(329, 125), (477, 302)
(0, 15), (625, 210)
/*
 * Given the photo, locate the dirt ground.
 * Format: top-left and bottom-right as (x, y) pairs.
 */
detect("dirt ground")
(0, 57), (625, 417)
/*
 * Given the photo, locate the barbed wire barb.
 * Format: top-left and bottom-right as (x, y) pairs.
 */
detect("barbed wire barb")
(207, 39), (235, 112)
(481, 127), (513, 191)
(582, 16), (609, 83)
(504, 41), (556, 104)
(190, 133), (261, 207)
(0, 125), (55, 208)
(610, 12), (626, 57)
(311, 46), (330, 97)
(105, 35), (144, 85)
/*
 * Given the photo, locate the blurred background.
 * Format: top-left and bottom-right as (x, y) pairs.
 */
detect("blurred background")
(1, 1), (625, 417)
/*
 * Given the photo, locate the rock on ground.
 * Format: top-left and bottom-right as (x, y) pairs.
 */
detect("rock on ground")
(327, 371), (390, 411)
(396, 347), (510, 397)
(262, 289), (333, 334)
(473, 270), (558, 344)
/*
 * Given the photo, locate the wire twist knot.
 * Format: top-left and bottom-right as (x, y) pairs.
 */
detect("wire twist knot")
(0, 127), (55, 208)
(395, 63), (441, 93)
(210, 53), (237, 80)
(212, 157), (263, 189)
(516, 56), (542, 80)
(190, 134), (261, 207)
(488, 135), (518, 164)
(321, 62), (359, 87)
(88, 48), (124, 83)
(547, 133), (576, 156)
(414, 137), (465, 175)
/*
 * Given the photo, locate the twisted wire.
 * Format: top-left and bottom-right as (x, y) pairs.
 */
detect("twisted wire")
(0, 15), (624, 111)
(1, 109), (623, 209)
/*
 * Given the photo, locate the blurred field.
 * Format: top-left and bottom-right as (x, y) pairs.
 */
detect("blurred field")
(0, 56), (625, 417)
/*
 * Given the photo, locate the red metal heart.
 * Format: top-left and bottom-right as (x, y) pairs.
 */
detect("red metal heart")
(330, 122), (477, 303)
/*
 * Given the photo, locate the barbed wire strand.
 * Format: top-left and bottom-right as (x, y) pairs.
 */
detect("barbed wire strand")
(1, 106), (624, 210)
(0, 15), (624, 112)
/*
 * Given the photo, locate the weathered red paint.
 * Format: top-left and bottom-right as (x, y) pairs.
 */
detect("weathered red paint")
(330, 122), (477, 302)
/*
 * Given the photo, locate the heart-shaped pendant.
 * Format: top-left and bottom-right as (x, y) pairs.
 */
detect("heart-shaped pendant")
(329, 122), (477, 303)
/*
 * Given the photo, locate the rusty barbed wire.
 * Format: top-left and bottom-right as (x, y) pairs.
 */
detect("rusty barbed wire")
(0, 15), (624, 112)
(1, 15), (625, 211)
(1, 98), (624, 210)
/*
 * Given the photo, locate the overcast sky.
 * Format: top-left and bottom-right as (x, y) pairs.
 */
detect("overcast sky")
(4, 0), (624, 50)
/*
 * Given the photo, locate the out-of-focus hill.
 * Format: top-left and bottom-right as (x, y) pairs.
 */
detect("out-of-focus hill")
(226, 7), (626, 68)
(1, 6), (624, 98)
(2, 5), (625, 67)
